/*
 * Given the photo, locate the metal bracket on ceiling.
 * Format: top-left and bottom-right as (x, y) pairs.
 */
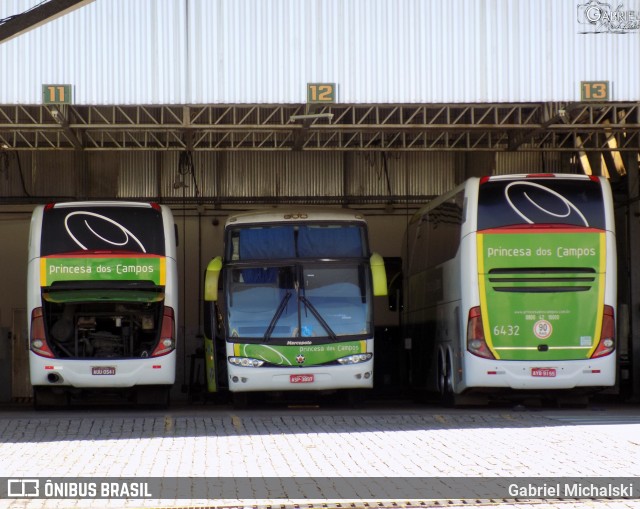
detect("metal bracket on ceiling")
(47, 105), (83, 150)
(290, 104), (334, 150)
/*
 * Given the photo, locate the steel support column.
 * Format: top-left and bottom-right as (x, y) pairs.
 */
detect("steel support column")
(625, 151), (640, 401)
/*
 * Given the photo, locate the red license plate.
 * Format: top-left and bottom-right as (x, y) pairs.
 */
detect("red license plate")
(92, 366), (116, 376)
(290, 374), (314, 384)
(531, 368), (556, 377)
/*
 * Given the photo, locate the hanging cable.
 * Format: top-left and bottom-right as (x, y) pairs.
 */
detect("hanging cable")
(15, 151), (30, 197)
(0, 150), (30, 196)
(0, 151), (8, 180)
(178, 150), (200, 197)
(381, 152), (393, 198)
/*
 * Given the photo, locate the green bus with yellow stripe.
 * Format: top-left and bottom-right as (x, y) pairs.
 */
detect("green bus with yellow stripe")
(403, 174), (616, 404)
(203, 208), (387, 405)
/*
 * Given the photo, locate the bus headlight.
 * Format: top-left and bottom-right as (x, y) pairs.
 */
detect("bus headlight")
(337, 353), (372, 365)
(229, 356), (265, 368)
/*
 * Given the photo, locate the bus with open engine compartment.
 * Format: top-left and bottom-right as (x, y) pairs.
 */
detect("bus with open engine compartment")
(27, 201), (178, 408)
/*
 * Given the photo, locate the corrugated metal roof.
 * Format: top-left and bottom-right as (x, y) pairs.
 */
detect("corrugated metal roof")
(1, 0), (638, 104)
(0, 0), (187, 104)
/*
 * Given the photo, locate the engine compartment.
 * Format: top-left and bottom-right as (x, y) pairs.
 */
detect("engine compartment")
(44, 301), (164, 359)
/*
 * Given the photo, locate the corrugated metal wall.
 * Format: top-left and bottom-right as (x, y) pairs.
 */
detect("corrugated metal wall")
(1, 0), (638, 104)
(0, 150), (472, 201)
(151, 151), (461, 201)
(118, 151), (159, 198)
(494, 150), (565, 175)
(30, 152), (80, 197)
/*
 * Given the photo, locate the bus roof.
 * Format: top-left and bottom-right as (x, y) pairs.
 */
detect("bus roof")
(481, 173), (599, 183)
(410, 173), (605, 224)
(47, 201), (158, 209)
(225, 208), (367, 227)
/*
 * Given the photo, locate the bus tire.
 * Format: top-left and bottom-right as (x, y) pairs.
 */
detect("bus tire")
(439, 354), (484, 407)
(437, 351), (447, 399)
(440, 354), (456, 407)
(437, 351), (456, 406)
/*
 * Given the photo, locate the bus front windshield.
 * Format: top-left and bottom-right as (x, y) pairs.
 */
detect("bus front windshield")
(225, 263), (371, 342)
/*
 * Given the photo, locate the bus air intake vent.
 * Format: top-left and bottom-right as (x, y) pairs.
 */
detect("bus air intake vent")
(488, 267), (596, 293)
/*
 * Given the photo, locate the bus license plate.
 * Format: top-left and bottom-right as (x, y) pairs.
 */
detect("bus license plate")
(290, 374), (314, 384)
(531, 368), (556, 377)
(92, 366), (116, 376)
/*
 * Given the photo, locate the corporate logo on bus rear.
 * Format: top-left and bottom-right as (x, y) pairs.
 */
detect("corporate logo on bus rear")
(287, 341), (312, 346)
(41, 256), (165, 286)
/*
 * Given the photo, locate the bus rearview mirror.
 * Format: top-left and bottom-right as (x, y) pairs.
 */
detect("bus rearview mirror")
(204, 256), (222, 301)
(370, 252), (388, 297)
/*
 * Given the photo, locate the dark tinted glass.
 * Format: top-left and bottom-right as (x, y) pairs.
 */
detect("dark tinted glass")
(41, 205), (166, 256)
(477, 179), (605, 230)
(227, 224), (367, 260)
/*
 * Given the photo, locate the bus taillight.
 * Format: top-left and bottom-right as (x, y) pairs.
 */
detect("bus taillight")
(466, 306), (495, 359)
(152, 306), (175, 357)
(591, 305), (615, 358)
(30, 307), (55, 358)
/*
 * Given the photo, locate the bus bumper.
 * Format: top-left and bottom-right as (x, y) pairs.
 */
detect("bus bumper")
(228, 361), (374, 392)
(463, 356), (616, 390)
(29, 351), (176, 388)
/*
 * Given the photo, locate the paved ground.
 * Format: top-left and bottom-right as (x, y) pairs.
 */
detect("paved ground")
(0, 399), (640, 509)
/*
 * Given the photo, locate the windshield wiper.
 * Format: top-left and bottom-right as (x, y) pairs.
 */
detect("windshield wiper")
(264, 291), (292, 341)
(299, 296), (338, 342)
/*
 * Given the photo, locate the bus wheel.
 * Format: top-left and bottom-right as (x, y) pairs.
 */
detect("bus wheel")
(437, 353), (447, 398)
(439, 359), (487, 407)
(438, 355), (456, 407)
(33, 387), (68, 410)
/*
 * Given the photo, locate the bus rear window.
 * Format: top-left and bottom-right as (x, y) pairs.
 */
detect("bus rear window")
(477, 179), (606, 230)
(41, 206), (166, 256)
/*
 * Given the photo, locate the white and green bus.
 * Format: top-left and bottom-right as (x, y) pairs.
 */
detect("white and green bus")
(27, 201), (178, 408)
(403, 174), (617, 404)
(203, 209), (387, 404)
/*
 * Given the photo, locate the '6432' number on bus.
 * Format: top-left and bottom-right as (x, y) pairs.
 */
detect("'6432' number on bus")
(493, 325), (520, 336)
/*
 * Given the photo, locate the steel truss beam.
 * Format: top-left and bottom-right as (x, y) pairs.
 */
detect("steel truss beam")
(0, 0), (95, 43)
(0, 102), (638, 151)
